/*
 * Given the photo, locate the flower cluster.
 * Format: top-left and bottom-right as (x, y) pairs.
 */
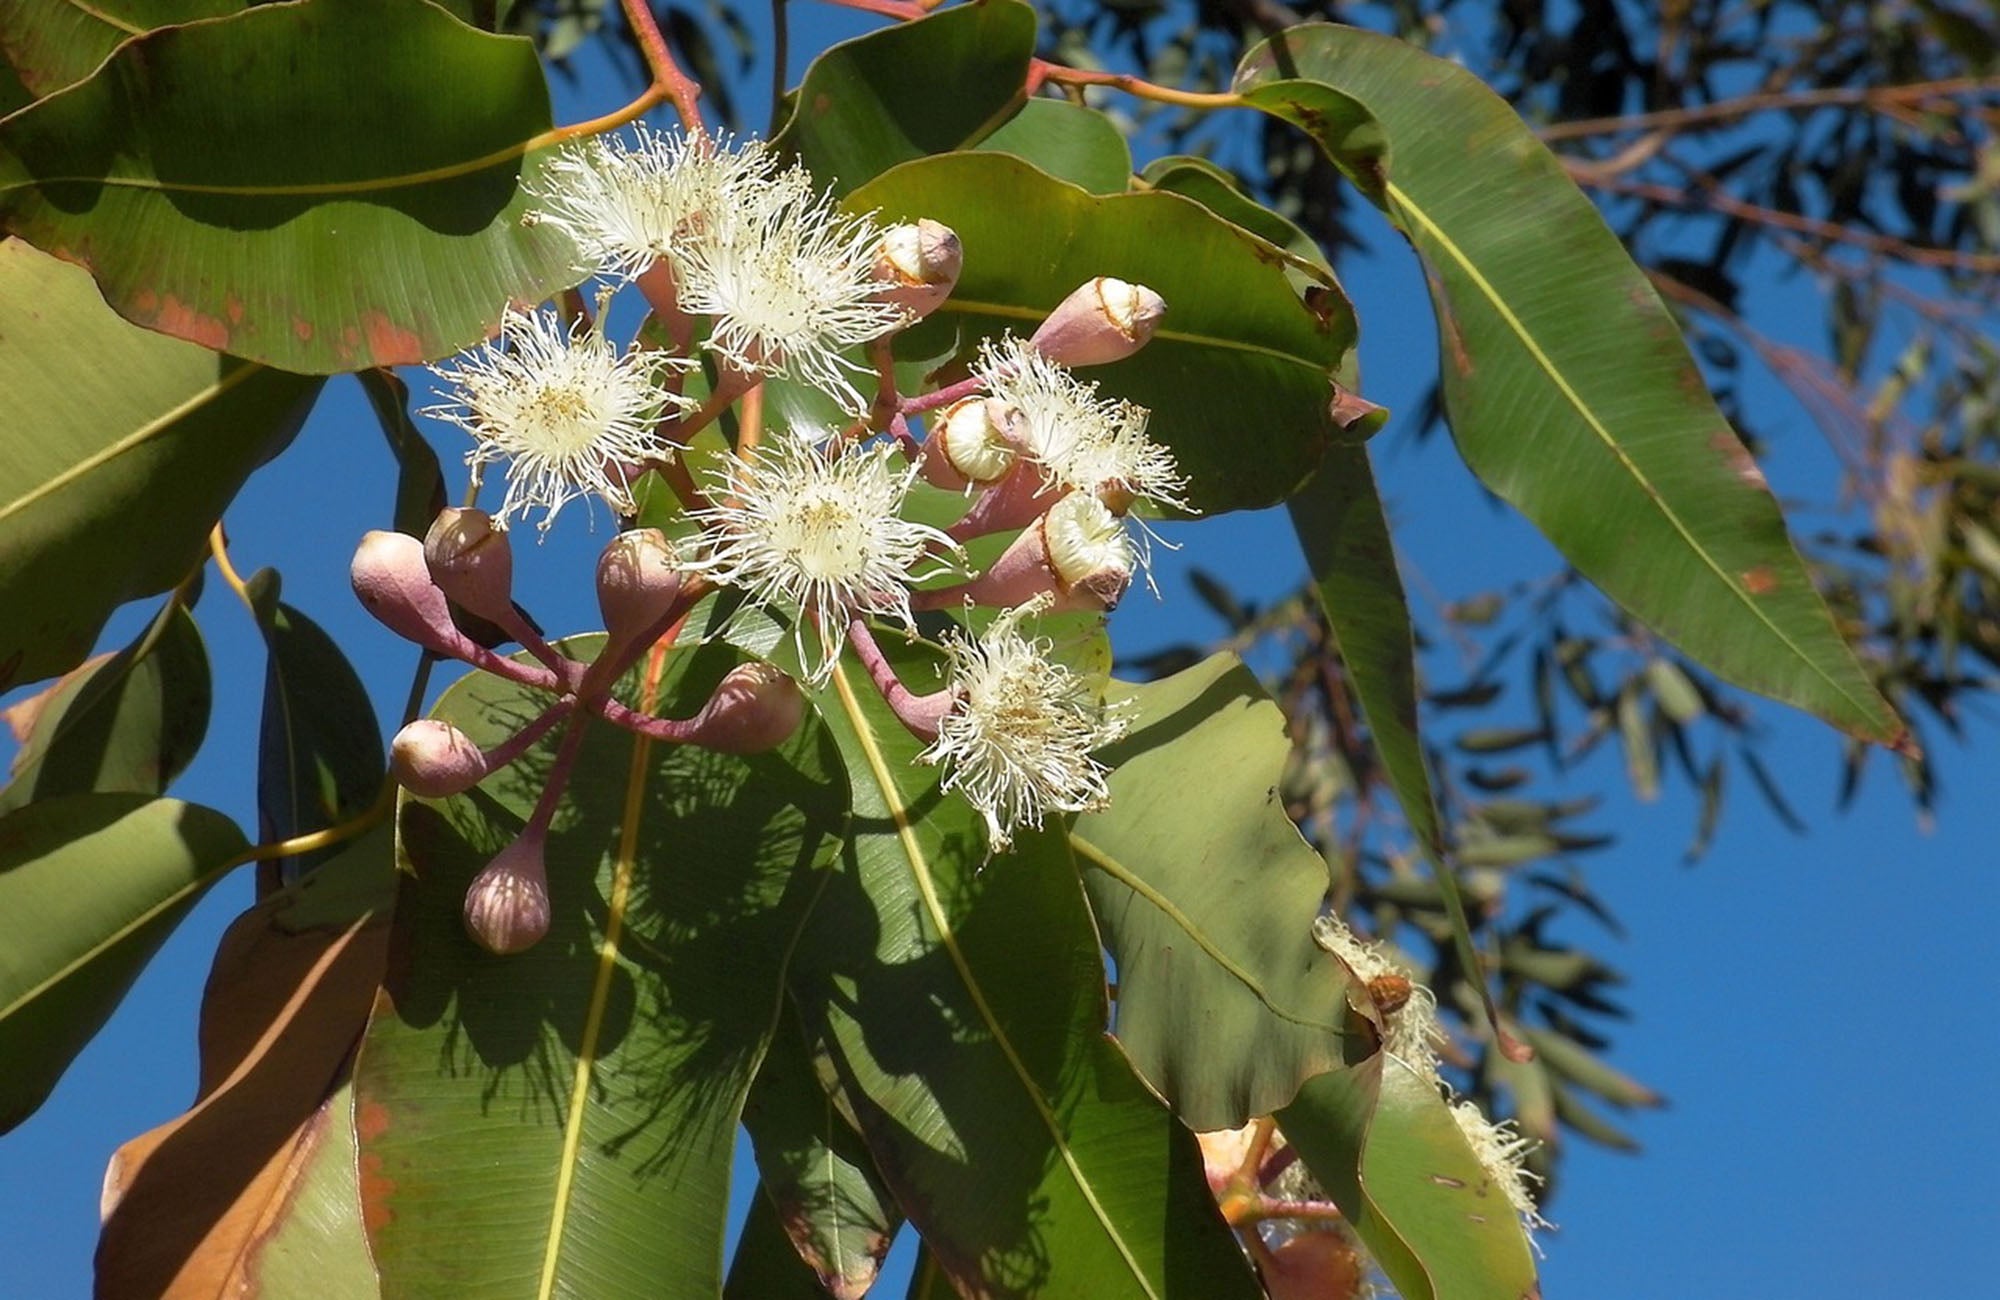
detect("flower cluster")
(378, 127), (1185, 951)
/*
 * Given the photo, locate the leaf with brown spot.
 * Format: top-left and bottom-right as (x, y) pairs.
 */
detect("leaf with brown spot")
(96, 827), (393, 1299)
(0, 0), (576, 372)
(1237, 25), (1905, 747)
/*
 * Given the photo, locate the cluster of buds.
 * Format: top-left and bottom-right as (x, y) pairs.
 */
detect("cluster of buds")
(354, 510), (804, 953)
(370, 127), (1192, 950)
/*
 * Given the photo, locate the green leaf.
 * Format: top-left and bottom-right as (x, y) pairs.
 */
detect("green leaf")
(788, 644), (1259, 1298)
(0, 0), (245, 97)
(0, 0), (577, 372)
(726, 1184), (848, 1300)
(1139, 154), (1332, 272)
(772, 0), (1036, 194)
(356, 369), (448, 539)
(852, 152), (1354, 514)
(0, 596), (209, 815)
(741, 1003), (901, 1298)
(977, 97), (1134, 194)
(0, 239), (319, 688)
(0, 792), (247, 1131)
(1236, 25), (1905, 745)
(252, 1081), (383, 1298)
(354, 635), (846, 1297)
(250, 592), (386, 880)
(1071, 654), (1351, 1131)
(1278, 1055), (1540, 1300)
(1288, 443), (1442, 855)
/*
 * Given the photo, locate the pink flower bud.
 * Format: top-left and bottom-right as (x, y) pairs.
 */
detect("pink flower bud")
(463, 834), (551, 956)
(1254, 1232), (1366, 1300)
(684, 663), (805, 755)
(597, 528), (683, 646)
(1030, 277), (1166, 367)
(873, 219), (962, 319)
(351, 530), (469, 656)
(931, 491), (1132, 613)
(389, 719), (488, 798)
(424, 508), (515, 624)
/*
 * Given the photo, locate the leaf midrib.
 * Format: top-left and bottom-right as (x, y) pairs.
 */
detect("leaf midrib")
(0, 363), (262, 527)
(828, 663), (1159, 1300)
(1386, 179), (1887, 736)
(1067, 831), (1343, 1035)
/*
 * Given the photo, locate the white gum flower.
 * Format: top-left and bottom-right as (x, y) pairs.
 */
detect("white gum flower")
(675, 187), (909, 415)
(920, 598), (1131, 853)
(423, 307), (694, 532)
(973, 335), (1190, 514)
(1311, 913), (1445, 1082)
(1448, 1099), (1551, 1237)
(685, 433), (962, 683)
(526, 127), (808, 281)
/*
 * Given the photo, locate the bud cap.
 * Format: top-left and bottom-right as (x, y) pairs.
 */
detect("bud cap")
(463, 835), (551, 956)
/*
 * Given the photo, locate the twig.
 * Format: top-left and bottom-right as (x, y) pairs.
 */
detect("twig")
(1539, 75), (2000, 142)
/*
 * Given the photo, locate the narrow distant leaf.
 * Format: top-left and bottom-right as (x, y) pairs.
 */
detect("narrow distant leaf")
(1073, 654), (1353, 1130)
(0, 240), (319, 688)
(355, 636), (845, 1298)
(1236, 24), (1905, 745)
(1738, 743), (1807, 832)
(1549, 1081), (1642, 1151)
(1278, 1055), (1540, 1300)
(1521, 1026), (1662, 1109)
(0, 598), (209, 815)
(1616, 682), (1658, 802)
(1685, 756), (1725, 863)
(772, 0), (1036, 193)
(0, 0), (577, 371)
(854, 152), (1354, 515)
(97, 830), (392, 1298)
(788, 642), (1259, 1298)
(0, 793), (247, 1131)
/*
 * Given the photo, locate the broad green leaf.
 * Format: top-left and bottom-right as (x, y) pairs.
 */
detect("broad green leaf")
(0, 0), (243, 97)
(741, 1003), (900, 1298)
(852, 152), (1355, 514)
(0, 239), (318, 688)
(1071, 654), (1352, 1130)
(772, 0), (1036, 194)
(978, 97), (1134, 194)
(1236, 25), (1904, 745)
(0, 0), (577, 372)
(1278, 1055), (1540, 1300)
(355, 636), (846, 1298)
(0, 792), (247, 1131)
(1140, 154), (1332, 271)
(787, 642), (1259, 1299)
(726, 1185), (847, 1300)
(0, 596), (209, 815)
(0, 47), (31, 115)
(96, 829), (391, 1298)
(249, 587), (386, 881)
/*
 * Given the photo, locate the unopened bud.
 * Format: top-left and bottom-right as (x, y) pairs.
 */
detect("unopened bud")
(686, 662), (805, 755)
(873, 219), (962, 319)
(463, 834), (551, 956)
(597, 529), (683, 645)
(1256, 1232), (1366, 1300)
(1040, 492), (1134, 609)
(937, 397), (1024, 486)
(424, 508), (514, 624)
(390, 719), (488, 798)
(1030, 277), (1166, 367)
(351, 531), (466, 656)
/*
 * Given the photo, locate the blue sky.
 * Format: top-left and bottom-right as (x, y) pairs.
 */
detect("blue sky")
(3, 5), (1996, 1297)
